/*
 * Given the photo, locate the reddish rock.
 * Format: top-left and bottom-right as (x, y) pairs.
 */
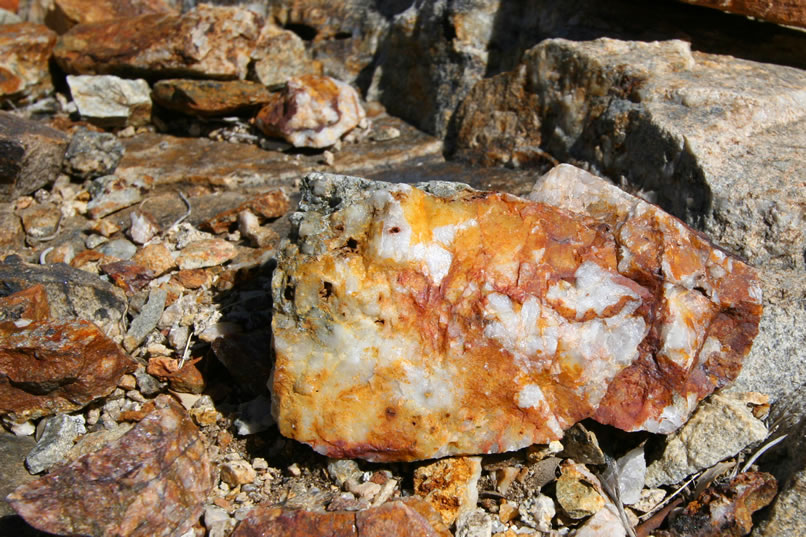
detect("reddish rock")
(678, 0), (806, 28)
(7, 395), (214, 537)
(132, 242), (176, 276)
(172, 268), (212, 290)
(202, 190), (290, 234)
(0, 317), (136, 423)
(176, 239), (237, 270)
(54, 5), (261, 79)
(101, 260), (155, 294)
(0, 284), (49, 328)
(255, 75), (365, 148)
(147, 356), (205, 394)
(0, 0), (18, 13)
(0, 111), (68, 202)
(152, 79), (273, 117)
(0, 22), (57, 104)
(46, 0), (178, 34)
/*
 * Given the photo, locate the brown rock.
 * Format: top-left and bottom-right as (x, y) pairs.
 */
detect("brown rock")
(255, 74), (365, 148)
(7, 395), (214, 537)
(678, 0), (806, 28)
(356, 499), (452, 537)
(555, 461), (605, 519)
(100, 260), (155, 294)
(152, 79), (273, 117)
(176, 238), (237, 270)
(0, 23), (57, 104)
(17, 202), (61, 242)
(250, 23), (321, 87)
(132, 242), (176, 276)
(0, 283), (49, 327)
(202, 190), (290, 234)
(46, 0), (178, 34)
(413, 456), (482, 526)
(147, 356), (205, 394)
(172, 268), (211, 290)
(0, 317), (136, 423)
(54, 5), (261, 79)
(0, 111), (68, 202)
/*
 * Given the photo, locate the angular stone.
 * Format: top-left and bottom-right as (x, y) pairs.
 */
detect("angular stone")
(176, 238), (236, 270)
(574, 503), (625, 537)
(614, 446), (645, 505)
(0, 432), (36, 518)
(54, 5), (261, 79)
(414, 456), (482, 526)
(46, 0), (178, 34)
(0, 317), (136, 424)
(0, 284), (49, 326)
(97, 237), (137, 260)
(255, 74), (365, 148)
(100, 260), (155, 294)
(132, 242), (176, 276)
(250, 23), (320, 87)
(556, 461), (605, 519)
(0, 22), (56, 104)
(7, 395), (214, 537)
(202, 190), (289, 234)
(147, 356), (205, 394)
(677, 0), (806, 28)
(220, 459), (256, 487)
(25, 413), (85, 474)
(152, 79), (272, 117)
(645, 393), (768, 487)
(17, 202), (60, 242)
(271, 171), (762, 461)
(123, 287), (167, 352)
(63, 128), (125, 179)
(67, 75), (151, 128)
(86, 174), (151, 219)
(0, 111), (68, 202)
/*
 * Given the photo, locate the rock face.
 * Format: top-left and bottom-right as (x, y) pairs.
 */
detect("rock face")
(677, 0), (806, 28)
(0, 22), (57, 104)
(7, 395), (213, 537)
(454, 38), (806, 270)
(271, 169), (762, 462)
(255, 75), (366, 148)
(54, 4), (261, 79)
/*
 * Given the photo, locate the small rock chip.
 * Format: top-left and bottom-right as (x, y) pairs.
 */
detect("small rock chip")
(67, 75), (152, 128)
(0, 283), (49, 326)
(97, 237), (138, 260)
(86, 174), (152, 219)
(152, 79), (272, 117)
(101, 260), (154, 294)
(176, 239), (237, 270)
(147, 356), (205, 394)
(520, 494), (555, 532)
(129, 209), (160, 244)
(556, 461), (605, 519)
(202, 190), (289, 235)
(614, 446), (646, 505)
(220, 460), (257, 487)
(132, 242), (176, 276)
(8, 395), (214, 537)
(25, 413), (86, 474)
(631, 488), (666, 514)
(455, 508), (492, 537)
(560, 423), (605, 465)
(413, 456), (482, 526)
(123, 287), (167, 352)
(255, 75), (365, 148)
(63, 128), (125, 180)
(497, 501), (519, 524)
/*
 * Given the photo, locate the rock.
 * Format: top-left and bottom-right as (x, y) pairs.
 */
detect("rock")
(456, 38), (806, 270)
(97, 237), (138, 260)
(0, 283), (49, 326)
(46, 0), (178, 34)
(677, 0), (806, 28)
(250, 23), (320, 87)
(204, 504), (235, 537)
(220, 459), (256, 487)
(0, 7), (21, 24)
(25, 413), (85, 474)
(129, 209), (160, 244)
(176, 238), (237, 270)
(574, 503), (626, 537)
(0, 22), (56, 104)
(86, 174), (151, 219)
(631, 488), (666, 514)
(0, 111), (68, 201)
(327, 459), (361, 489)
(63, 128), (125, 179)
(134, 367), (165, 396)
(271, 170), (762, 461)
(0, 258), (128, 337)
(132, 242), (176, 276)
(64, 421), (133, 462)
(17, 202), (60, 241)
(658, 472), (777, 537)
(559, 423), (605, 465)
(556, 461), (605, 519)
(146, 356), (205, 394)
(0, 432), (36, 517)
(0, 317), (136, 424)
(54, 5), (261, 80)
(123, 287), (167, 352)
(455, 508), (492, 537)
(67, 75), (152, 128)
(413, 456), (482, 526)
(202, 190), (289, 235)
(152, 79), (272, 117)
(646, 393), (768, 487)
(232, 394), (274, 436)
(211, 332), (273, 396)
(8, 395), (214, 537)
(613, 446), (646, 505)
(519, 494), (555, 532)
(255, 74), (365, 148)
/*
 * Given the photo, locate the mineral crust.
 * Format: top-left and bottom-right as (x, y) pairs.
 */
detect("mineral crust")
(271, 169), (762, 462)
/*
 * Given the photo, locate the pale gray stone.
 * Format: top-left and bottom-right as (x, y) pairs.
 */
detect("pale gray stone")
(327, 459), (362, 489)
(67, 75), (152, 128)
(0, 8), (21, 24)
(615, 446), (645, 505)
(123, 288), (167, 352)
(64, 128), (125, 180)
(520, 494), (555, 532)
(134, 368), (165, 396)
(97, 238), (137, 260)
(455, 508), (492, 537)
(574, 503), (626, 537)
(26, 414), (86, 474)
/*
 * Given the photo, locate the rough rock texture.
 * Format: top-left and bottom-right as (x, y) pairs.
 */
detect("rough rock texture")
(0, 22), (57, 104)
(555, 461), (605, 519)
(255, 74), (366, 148)
(7, 395), (213, 537)
(63, 127), (125, 179)
(0, 111), (68, 202)
(54, 4), (261, 79)
(152, 79), (272, 117)
(0, 315), (136, 424)
(271, 170), (762, 462)
(25, 413), (86, 474)
(67, 75), (152, 128)
(231, 498), (451, 537)
(454, 38), (806, 270)
(45, 0), (179, 34)
(250, 23), (320, 87)
(678, 0), (806, 28)
(414, 456), (481, 526)
(645, 393), (768, 487)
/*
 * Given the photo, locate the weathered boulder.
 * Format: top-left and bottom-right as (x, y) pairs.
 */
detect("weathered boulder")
(152, 79), (272, 117)
(7, 395), (213, 537)
(54, 4), (261, 79)
(677, 0), (806, 29)
(454, 38), (806, 270)
(45, 0), (179, 34)
(270, 169), (761, 462)
(0, 22), (56, 104)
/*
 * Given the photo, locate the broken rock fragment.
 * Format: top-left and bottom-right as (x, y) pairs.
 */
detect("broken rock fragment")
(255, 74), (365, 148)
(271, 170), (762, 462)
(152, 79), (273, 117)
(8, 395), (213, 537)
(67, 75), (152, 128)
(0, 22), (57, 104)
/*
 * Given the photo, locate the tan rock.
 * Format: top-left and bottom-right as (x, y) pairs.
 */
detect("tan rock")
(250, 23), (321, 87)
(132, 242), (176, 276)
(413, 456), (482, 526)
(176, 239), (237, 270)
(67, 75), (152, 128)
(220, 460), (257, 487)
(555, 461), (605, 519)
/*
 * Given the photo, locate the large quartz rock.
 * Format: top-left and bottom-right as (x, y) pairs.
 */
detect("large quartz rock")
(270, 169), (762, 462)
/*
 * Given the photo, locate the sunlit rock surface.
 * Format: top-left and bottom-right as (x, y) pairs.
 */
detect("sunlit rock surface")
(271, 168), (762, 462)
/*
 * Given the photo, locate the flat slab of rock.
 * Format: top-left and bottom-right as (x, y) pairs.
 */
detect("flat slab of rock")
(54, 4), (260, 79)
(46, 0), (178, 33)
(152, 79), (272, 117)
(7, 395), (213, 537)
(67, 75), (152, 128)
(0, 22), (56, 104)
(271, 169), (761, 461)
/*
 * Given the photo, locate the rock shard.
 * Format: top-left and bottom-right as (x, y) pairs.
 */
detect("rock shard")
(271, 168), (762, 462)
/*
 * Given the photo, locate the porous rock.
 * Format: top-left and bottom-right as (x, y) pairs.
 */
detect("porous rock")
(255, 74), (365, 148)
(7, 395), (214, 537)
(270, 170), (762, 461)
(413, 456), (482, 526)
(67, 75), (152, 128)
(0, 22), (56, 104)
(54, 5), (261, 79)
